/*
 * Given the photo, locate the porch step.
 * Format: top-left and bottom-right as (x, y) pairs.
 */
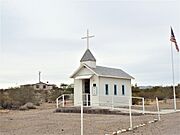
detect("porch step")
(54, 107), (142, 116)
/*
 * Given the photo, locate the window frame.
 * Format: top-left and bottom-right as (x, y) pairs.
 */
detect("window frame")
(105, 84), (109, 95)
(122, 85), (125, 95)
(114, 84), (117, 95)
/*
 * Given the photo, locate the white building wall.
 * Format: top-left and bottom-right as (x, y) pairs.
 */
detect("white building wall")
(73, 67), (94, 106)
(90, 75), (99, 106)
(76, 67), (94, 76)
(81, 61), (96, 68)
(73, 67), (101, 106)
(74, 79), (82, 106)
(73, 66), (132, 107)
(99, 77), (131, 106)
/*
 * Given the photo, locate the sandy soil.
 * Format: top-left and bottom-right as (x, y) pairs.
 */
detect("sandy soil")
(0, 103), (179, 135)
(123, 112), (180, 135)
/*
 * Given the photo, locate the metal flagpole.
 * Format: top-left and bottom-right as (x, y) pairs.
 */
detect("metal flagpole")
(170, 41), (177, 111)
(80, 29), (94, 135)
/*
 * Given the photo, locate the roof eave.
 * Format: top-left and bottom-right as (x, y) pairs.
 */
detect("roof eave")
(80, 59), (96, 62)
(81, 63), (99, 76)
(70, 63), (99, 78)
(99, 75), (134, 80)
(70, 64), (84, 78)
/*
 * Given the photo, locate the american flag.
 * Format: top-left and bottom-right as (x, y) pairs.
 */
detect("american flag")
(170, 27), (179, 52)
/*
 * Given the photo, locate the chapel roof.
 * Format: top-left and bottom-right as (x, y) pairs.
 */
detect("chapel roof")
(80, 49), (96, 62)
(70, 64), (134, 79)
(91, 66), (134, 79)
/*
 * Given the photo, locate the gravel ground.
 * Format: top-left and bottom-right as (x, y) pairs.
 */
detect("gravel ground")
(0, 103), (179, 135)
(123, 112), (180, 135)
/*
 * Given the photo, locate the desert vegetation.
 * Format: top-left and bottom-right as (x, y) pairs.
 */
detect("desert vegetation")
(132, 84), (180, 105)
(1, 83), (179, 109)
(132, 84), (180, 99)
(0, 84), (73, 110)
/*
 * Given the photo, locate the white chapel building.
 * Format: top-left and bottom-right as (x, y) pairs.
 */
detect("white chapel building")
(70, 31), (134, 107)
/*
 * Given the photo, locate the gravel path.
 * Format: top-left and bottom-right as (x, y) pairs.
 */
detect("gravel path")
(0, 104), (179, 135)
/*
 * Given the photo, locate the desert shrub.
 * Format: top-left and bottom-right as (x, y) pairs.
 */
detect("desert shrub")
(176, 86), (180, 98)
(132, 85), (180, 100)
(49, 89), (63, 102)
(8, 87), (36, 105)
(0, 87), (38, 109)
(132, 98), (142, 105)
(1, 101), (13, 109)
(35, 102), (40, 106)
(63, 87), (73, 94)
(0, 91), (13, 109)
(0, 83), (74, 109)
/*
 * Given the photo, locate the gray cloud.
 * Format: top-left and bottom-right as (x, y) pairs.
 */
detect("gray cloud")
(0, 0), (180, 88)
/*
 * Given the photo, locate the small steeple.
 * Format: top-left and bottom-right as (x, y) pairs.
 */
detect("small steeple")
(80, 49), (96, 68)
(81, 30), (96, 68)
(80, 49), (96, 62)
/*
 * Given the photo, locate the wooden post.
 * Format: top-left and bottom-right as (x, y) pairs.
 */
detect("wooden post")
(86, 94), (88, 107)
(56, 98), (58, 108)
(156, 97), (161, 121)
(81, 94), (83, 135)
(142, 98), (145, 114)
(129, 97), (132, 129)
(62, 95), (65, 107)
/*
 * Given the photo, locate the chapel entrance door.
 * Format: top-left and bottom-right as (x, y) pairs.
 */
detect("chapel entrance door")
(83, 79), (90, 106)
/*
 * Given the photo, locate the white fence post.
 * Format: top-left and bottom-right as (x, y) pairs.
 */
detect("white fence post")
(56, 98), (58, 108)
(156, 97), (161, 121)
(86, 94), (88, 107)
(142, 98), (145, 114)
(62, 95), (65, 107)
(81, 94), (83, 135)
(129, 97), (132, 129)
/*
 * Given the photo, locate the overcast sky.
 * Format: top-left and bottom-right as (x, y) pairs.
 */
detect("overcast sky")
(0, 0), (180, 88)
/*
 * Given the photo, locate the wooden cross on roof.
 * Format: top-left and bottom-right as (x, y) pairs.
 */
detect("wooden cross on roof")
(81, 29), (95, 49)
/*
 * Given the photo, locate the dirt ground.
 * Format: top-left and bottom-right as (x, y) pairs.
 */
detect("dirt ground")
(123, 112), (180, 135)
(0, 103), (179, 135)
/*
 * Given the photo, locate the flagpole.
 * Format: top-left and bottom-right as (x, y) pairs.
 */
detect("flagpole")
(170, 41), (176, 111)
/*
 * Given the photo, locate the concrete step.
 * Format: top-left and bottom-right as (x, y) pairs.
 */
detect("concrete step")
(54, 107), (143, 116)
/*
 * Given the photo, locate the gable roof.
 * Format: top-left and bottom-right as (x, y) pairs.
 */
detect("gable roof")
(70, 64), (134, 79)
(80, 49), (96, 62)
(91, 66), (134, 79)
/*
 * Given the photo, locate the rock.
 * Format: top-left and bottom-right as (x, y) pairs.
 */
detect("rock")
(19, 102), (36, 110)
(19, 105), (28, 110)
(25, 102), (36, 109)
